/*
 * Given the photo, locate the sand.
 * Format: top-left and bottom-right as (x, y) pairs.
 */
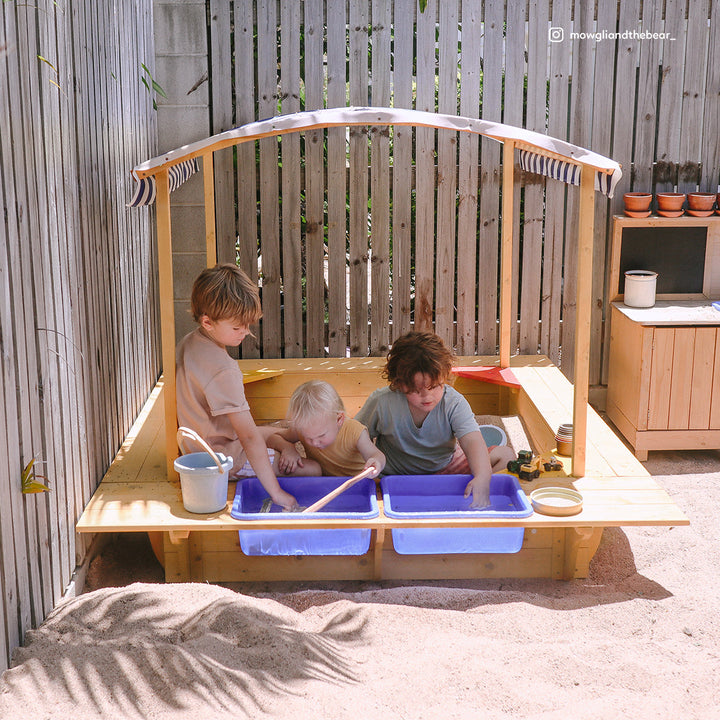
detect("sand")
(1, 448), (718, 719)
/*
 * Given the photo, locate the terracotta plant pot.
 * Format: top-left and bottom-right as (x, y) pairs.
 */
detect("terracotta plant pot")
(687, 192), (716, 211)
(623, 192), (652, 212)
(656, 192), (686, 212)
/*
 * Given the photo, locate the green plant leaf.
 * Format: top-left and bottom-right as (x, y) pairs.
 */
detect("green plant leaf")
(24, 481), (51, 494)
(151, 79), (168, 98)
(37, 54), (58, 74)
(419, 0), (428, 12)
(21, 459), (51, 494)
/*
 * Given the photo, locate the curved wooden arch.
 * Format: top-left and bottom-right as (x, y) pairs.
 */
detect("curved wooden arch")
(134, 107), (622, 480)
(133, 106), (621, 180)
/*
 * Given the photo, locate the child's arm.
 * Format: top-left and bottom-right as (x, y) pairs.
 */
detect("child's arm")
(259, 425), (307, 475)
(229, 411), (298, 510)
(356, 428), (386, 478)
(458, 430), (493, 508)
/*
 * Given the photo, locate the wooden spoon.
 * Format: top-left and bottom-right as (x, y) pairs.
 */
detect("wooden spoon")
(301, 467), (375, 513)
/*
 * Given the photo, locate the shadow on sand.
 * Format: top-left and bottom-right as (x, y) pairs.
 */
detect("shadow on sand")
(232, 525), (672, 614)
(4, 585), (367, 718)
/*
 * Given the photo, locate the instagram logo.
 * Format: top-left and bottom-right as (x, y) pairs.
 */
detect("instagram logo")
(548, 26), (564, 42)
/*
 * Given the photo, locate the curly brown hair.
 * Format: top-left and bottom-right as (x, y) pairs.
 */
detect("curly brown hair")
(190, 263), (262, 325)
(383, 332), (456, 392)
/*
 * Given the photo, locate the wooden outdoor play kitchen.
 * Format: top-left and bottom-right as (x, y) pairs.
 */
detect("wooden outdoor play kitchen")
(76, 108), (689, 582)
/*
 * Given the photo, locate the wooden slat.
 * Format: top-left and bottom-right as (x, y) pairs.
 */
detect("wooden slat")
(668, 327), (696, 430)
(571, 167), (596, 476)
(499, 141), (515, 367)
(700, 4), (720, 191)
(348, 1), (370, 354)
(369, 0), (391, 355)
(608, 0), (641, 213)
(710, 327), (720, 428)
(202, 154), (217, 265)
(413, 0), (436, 332)
(456, 0), (481, 355)
(594, 0), (621, 385)
(326, 0), (348, 355)
(233, 1), (260, 358)
(0, 9), (24, 658)
(688, 327), (717, 429)
(519, 0), (548, 356)
(562, 0), (595, 383)
(477, 0), (503, 354)
(16, 2), (53, 625)
(654, 0), (686, 193)
(648, 328), (675, 430)
(677, 0), (708, 192)
(542, 0), (571, 365)
(280, 0), (303, 357)
(504, 1), (526, 354)
(633, 0), (663, 189)
(390, 0), (414, 340)
(257, 1), (281, 356)
(304, 0), (326, 356)
(434, 0), (459, 348)
(209, 0), (234, 263)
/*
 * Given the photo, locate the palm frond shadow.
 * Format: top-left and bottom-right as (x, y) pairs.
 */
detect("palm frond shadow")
(10, 586), (367, 718)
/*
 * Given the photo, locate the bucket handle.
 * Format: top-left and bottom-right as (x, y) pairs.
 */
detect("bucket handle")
(177, 426), (225, 474)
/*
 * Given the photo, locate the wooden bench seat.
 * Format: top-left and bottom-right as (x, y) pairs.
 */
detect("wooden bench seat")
(76, 356), (688, 582)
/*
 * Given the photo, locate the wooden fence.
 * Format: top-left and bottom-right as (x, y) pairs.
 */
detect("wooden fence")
(0, 1), (159, 671)
(160, 0), (720, 385)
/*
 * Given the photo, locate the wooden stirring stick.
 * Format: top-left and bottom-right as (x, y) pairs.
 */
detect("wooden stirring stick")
(301, 467), (375, 513)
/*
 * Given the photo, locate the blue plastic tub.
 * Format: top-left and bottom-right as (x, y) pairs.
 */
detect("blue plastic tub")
(231, 476), (379, 556)
(380, 473), (533, 554)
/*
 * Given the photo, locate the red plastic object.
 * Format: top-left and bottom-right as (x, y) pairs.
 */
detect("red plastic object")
(451, 366), (521, 389)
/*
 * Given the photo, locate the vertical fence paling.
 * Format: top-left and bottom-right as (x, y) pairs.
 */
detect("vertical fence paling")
(0, 0), (158, 673)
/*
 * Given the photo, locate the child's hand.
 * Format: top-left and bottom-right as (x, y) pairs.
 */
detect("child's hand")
(464, 476), (491, 509)
(272, 488), (299, 511)
(277, 446), (304, 475)
(363, 455), (384, 479)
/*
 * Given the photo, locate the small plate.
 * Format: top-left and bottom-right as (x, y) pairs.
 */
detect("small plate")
(530, 487), (583, 516)
(686, 209), (715, 217)
(657, 210), (684, 217)
(624, 209), (651, 218)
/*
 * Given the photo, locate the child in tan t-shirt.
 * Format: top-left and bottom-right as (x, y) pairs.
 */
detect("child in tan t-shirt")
(175, 263), (320, 510)
(264, 380), (385, 478)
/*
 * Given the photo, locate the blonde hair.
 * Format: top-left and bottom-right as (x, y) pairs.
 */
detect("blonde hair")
(190, 263), (262, 325)
(287, 380), (345, 430)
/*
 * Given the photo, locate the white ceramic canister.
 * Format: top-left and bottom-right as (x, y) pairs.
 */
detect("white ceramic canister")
(624, 270), (658, 308)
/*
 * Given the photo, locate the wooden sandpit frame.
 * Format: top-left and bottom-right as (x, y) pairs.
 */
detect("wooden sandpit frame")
(76, 107), (688, 582)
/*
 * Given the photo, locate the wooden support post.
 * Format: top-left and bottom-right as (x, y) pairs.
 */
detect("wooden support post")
(156, 170), (178, 481)
(572, 167), (595, 477)
(563, 527), (594, 580)
(499, 140), (515, 368)
(202, 152), (217, 266)
(373, 527), (385, 581)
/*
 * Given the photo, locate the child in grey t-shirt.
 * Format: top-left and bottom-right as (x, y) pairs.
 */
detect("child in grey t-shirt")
(356, 332), (515, 508)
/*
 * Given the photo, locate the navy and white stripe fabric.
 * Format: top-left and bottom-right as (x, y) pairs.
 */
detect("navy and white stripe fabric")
(128, 158), (199, 207)
(519, 149), (620, 198)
